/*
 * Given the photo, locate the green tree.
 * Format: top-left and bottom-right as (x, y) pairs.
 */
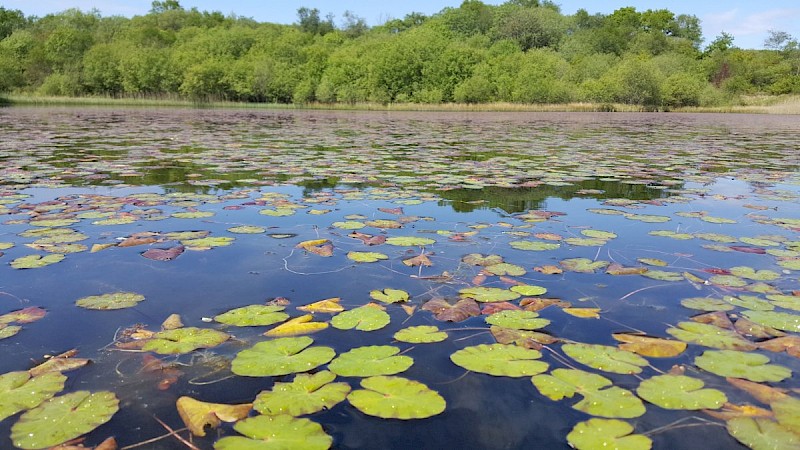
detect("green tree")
(0, 7), (27, 40)
(297, 7), (334, 35)
(491, 4), (566, 50)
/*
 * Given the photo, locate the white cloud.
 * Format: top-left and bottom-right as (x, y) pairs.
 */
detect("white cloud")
(734, 8), (800, 36)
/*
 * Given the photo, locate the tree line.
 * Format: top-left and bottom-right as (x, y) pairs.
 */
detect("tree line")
(1, 0), (798, 108)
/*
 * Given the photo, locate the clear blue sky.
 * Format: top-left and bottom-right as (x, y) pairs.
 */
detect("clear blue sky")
(3, 0), (799, 49)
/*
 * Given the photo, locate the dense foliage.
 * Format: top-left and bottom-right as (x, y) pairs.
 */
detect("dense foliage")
(1, 0), (798, 107)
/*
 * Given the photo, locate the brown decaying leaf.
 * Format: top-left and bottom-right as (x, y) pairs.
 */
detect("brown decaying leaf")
(176, 396), (252, 437)
(403, 253), (432, 267)
(50, 436), (117, 450)
(118, 232), (159, 247)
(0, 306), (47, 324)
(534, 265), (563, 275)
(401, 304), (416, 316)
(490, 326), (558, 349)
(29, 349), (90, 376)
(298, 297), (345, 313)
(421, 297), (480, 322)
(481, 302), (521, 315)
(142, 245), (184, 261)
(520, 298), (570, 311)
(534, 233), (563, 241)
(349, 232), (386, 246)
(729, 246), (767, 254)
(726, 377), (789, 404)
(704, 402), (773, 420)
(296, 239), (329, 250)
(472, 274), (487, 286)
(91, 243), (115, 253)
(499, 276), (525, 286)
(759, 336), (800, 358)
(605, 263), (648, 275)
(612, 333), (687, 358)
(691, 311), (734, 329)
(306, 243), (334, 257)
(735, 318), (785, 339)
(161, 313), (184, 330)
(378, 207), (403, 215)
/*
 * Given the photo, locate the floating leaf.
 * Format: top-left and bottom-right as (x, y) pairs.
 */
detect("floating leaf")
(606, 263), (648, 275)
(75, 292), (145, 310)
(510, 285), (547, 296)
(767, 295), (800, 311)
(259, 208), (295, 217)
(641, 270), (684, 281)
(28, 351), (90, 377)
(567, 419), (652, 450)
(0, 306), (47, 324)
(365, 219), (402, 229)
(182, 236), (234, 249)
(231, 336), (335, 377)
(562, 343), (648, 374)
(701, 216), (737, 224)
(490, 326), (557, 348)
(726, 295), (774, 311)
(0, 325), (21, 339)
(227, 225), (265, 234)
(484, 263), (526, 276)
(459, 287), (520, 303)
(141, 245), (184, 261)
(759, 336), (800, 357)
(560, 258), (610, 273)
(485, 310), (550, 330)
(385, 236), (435, 247)
(421, 297), (480, 322)
(172, 211), (214, 219)
(637, 375), (726, 410)
(649, 230), (693, 240)
(142, 327), (230, 354)
(563, 307), (601, 318)
(0, 371), (67, 421)
(347, 376), (445, 420)
(332, 221), (365, 230)
(726, 417), (800, 450)
(730, 266), (781, 281)
(726, 377), (789, 404)
(772, 396), (800, 435)
(509, 241), (560, 251)
(369, 288), (409, 304)
(742, 310), (800, 333)
(10, 254), (65, 269)
(450, 343), (548, 377)
(694, 350), (791, 382)
(347, 251), (388, 263)
(681, 297), (735, 312)
(264, 314), (329, 337)
(394, 325), (447, 344)
(214, 415), (332, 450)
(176, 396), (252, 437)
(637, 258), (668, 267)
(254, 371), (350, 416)
(565, 237), (608, 247)
(532, 369), (645, 418)
(624, 213), (670, 223)
(214, 305), (289, 327)
(331, 305), (390, 331)
(709, 275), (748, 287)
(11, 391), (118, 450)
(462, 254), (503, 266)
(612, 334), (687, 358)
(297, 298), (344, 314)
(328, 345), (413, 377)
(581, 229), (617, 240)
(667, 321), (756, 351)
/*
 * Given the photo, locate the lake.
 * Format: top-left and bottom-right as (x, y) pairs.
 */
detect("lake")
(0, 107), (799, 449)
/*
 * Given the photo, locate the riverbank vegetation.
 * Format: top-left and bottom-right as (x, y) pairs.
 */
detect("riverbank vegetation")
(1, 0), (799, 110)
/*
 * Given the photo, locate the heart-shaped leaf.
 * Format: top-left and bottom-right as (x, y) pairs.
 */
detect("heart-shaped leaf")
(450, 344), (548, 377)
(485, 310), (550, 330)
(694, 350), (791, 382)
(636, 375), (727, 410)
(176, 396), (252, 436)
(214, 415), (332, 450)
(532, 368), (645, 418)
(214, 305), (289, 327)
(232, 336), (335, 377)
(567, 419), (652, 450)
(254, 371), (350, 416)
(75, 292), (145, 310)
(0, 371), (66, 421)
(347, 376), (445, 420)
(328, 345), (413, 377)
(331, 305), (390, 331)
(562, 343), (648, 374)
(369, 288), (409, 304)
(142, 327), (230, 354)
(393, 325), (447, 344)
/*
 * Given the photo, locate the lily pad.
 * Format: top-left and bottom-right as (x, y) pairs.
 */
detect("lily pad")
(10, 254), (65, 269)
(172, 211), (214, 219)
(369, 288), (409, 304)
(142, 327), (230, 354)
(75, 292), (145, 310)
(231, 336), (335, 377)
(214, 415), (332, 450)
(450, 343), (548, 377)
(730, 266), (780, 281)
(709, 275), (748, 288)
(347, 251), (388, 263)
(459, 287), (520, 303)
(510, 285), (547, 296)
(0, 371), (67, 421)
(393, 325), (447, 344)
(772, 396), (800, 435)
(176, 396), (252, 437)
(636, 375), (726, 410)
(182, 236), (235, 249)
(462, 254), (503, 266)
(611, 334), (687, 358)
(567, 419), (652, 450)
(694, 350), (791, 382)
(565, 238), (608, 247)
(485, 310), (550, 330)
(484, 263), (526, 276)
(332, 221), (366, 230)
(641, 270), (684, 281)
(214, 305), (289, 327)
(560, 258), (610, 273)
(227, 225), (265, 234)
(328, 345), (413, 377)
(0, 325), (21, 339)
(727, 417), (800, 450)
(581, 229), (617, 240)
(347, 376), (446, 420)
(666, 321), (756, 351)
(385, 236), (435, 247)
(331, 305), (391, 331)
(509, 240), (560, 251)
(11, 391), (119, 450)
(742, 310), (800, 333)
(421, 297), (480, 322)
(254, 371), (350, 416)
(562, 343), (648, 374)
(532, 368), (645, 418)
(681, 297), (735, 312)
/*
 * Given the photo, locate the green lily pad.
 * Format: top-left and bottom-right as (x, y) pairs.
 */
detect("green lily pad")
(259, 208), (296, 217)
(347, 376), (446, 420)
(181, 236), (235, 248)
(636, 374), (726, 410)
(532, 368), (645, 418)
(328, 345), (413, 377)
(637, 258), (668, 267)
(777, 259), (800, 270)
(767, 295), (800, 311)
(75, 292), (145, 310)
(725, 295), (774, 311)
(253, 371), (350, 416)
(92, 217), (136, 225)
(214, 305), (289, 327)
(450, 343), (548, 377)
(649, 230), (693, 240)
(666, 321), (756, 351)
(385, 236), (435, 247)
(581, 229), (617, 240)
(164, 231), (209, 240)
(142, 327), (230, 354)
(510, 285), (547, 296)
(739, 237), (782, 247)
(695, 233), (738, 243)
(567, 419), (652, 450)
(332, 221), (366, 230)
(214, 414), (332, 450)
(624, 213), (670, 223)
(484, 263), (527, 276)
(369, 288), (409, 304)
(462, 254), (503, 266)
(11, 391), (119, 450)
(172, 211), (214, 219)
(232, 336), (335, 377)
(560, 258), (610, 273)
(10, 254), (65, 269)
(0, 242), (14, 250)
(0, 324), (21, 339)
(773, 396), (800, 435)
(562, 343), (648, 374)
(29, 219), (79, 227)
(694, 350), (791, 382)
(509, 241), (560, 251)
(331, 306), (391, 331)
(730, 266), (780, 281)
(347, 252), (388, 263)
(701, 216), (737, 224)
(680, 297), (735, 312)
(564, 238), (608, 247)
(709, 275), (748, 287)
(727, 417), (800, 450)
(227, 225), (265, 234)
(641, 270), (684, 281)
(485, 310), (550, 330)
(0, 371), (67, 421)
(393, 325), (447, 344)
(459, 287), (520, 303)
(31, 231), (87, 245)
(742, 310), (800, 332)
